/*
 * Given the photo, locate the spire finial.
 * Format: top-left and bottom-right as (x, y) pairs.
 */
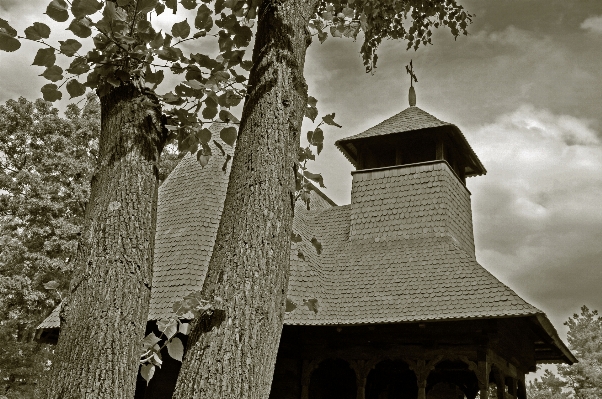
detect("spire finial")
(406, 60), (418, 107)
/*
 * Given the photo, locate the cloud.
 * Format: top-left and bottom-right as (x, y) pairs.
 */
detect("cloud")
(467, 105), (602, 331)
(581, 15), (602, 34)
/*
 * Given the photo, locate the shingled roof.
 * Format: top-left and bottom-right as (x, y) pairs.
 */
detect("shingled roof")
(335, 106), (486, 176)
(37, 121), (574, 363)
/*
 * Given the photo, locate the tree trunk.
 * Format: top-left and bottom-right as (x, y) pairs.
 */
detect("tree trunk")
(39, 84), (163, 399)
(172, 0), (317, 397)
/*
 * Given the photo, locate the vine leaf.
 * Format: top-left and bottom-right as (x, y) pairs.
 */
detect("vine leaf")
(166, 337), (184, 362)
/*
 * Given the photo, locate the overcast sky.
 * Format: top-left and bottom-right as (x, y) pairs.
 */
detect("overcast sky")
(1, 0), (601, 346)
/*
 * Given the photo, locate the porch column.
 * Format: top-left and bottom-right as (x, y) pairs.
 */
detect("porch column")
(517, 373), (527, 399)
(416, 359), (427, 399)
(477, 359), (490, 399)
(506, 376), (517, 398)
(493, 369), (505, 399)
(348, 359), (369, 399)
(301, 359), (317, 399)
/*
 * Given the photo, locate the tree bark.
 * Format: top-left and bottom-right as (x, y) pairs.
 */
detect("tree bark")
(39, 84), (163, 399)
(172, 0), (317, 397)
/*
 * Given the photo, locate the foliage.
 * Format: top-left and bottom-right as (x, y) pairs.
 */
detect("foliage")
(558, 306), (602, 399)
(528, 370), (571, 399)
(0, 0), (471, 172)
(0, 96), (99, 397)
(527, 306), (602, 399)
(0, 96), (181, 396)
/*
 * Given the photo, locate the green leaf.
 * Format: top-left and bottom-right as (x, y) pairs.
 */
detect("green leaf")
(197, 152), (210, 167)
(140, 364), (155, 384)
(179, 322), (190, 335)
(165, 0), (177, 13)
(197, 128), (212, 143)
(67, 57), (90, 75)
(307, 96), (317, 107)
(141, 332), (162, 351)
(297, 250), (305, 261)
(202, 103), (218, 120)
(0, 32), (20, 52)
(291, 232), (302, 243)
(43, 280), (60, 290)
(322, 113), (342, 128)
(45, 0), (69, 22)
(33, 48), (56, 67)
(303, 171), (325, 188)
(171, 19), (190, 39)
(157, 318), (178, 339)
(41, 84), (62, 102)
(24, 22), (51, 40)
(285, 298), (297, 313)
(233, 26), (252, 48)
(71, 0), (102, 19)
(41, 65), (64, 82)
(0, 19), (17, 37)
(219, 126), (237, 146)
(145, 66), (164, 86)
(166, 337), (184, 362)
(195, 4), (213, 31)
(218, 110), (239, 124)
(68, 18), (92, 38)
(155, 2), (165, 15)
(310, 237), (322, 254)
(318, 31), (327, 43)
(66, 79), (86, 98)
(181, 0), (197, 9)
(59, 39), (82, 56)
(305, 105), (318, 122)
(137, 0), (158, 14)
(117, 0), (133, 5)
(303, 298), (319, 314)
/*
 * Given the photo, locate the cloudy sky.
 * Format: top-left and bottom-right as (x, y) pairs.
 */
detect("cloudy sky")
(1, 0), (601, 345)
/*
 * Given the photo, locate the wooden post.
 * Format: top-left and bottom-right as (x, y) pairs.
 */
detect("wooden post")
(435, 135), (445, 161)
(517, 373), (527, 399)
(477, 360), (489, 399)
(494, 369), (505, 399)
(301, 359), (317, 399)
(395, 145), (404, 165)
(416, 359), (427, 399)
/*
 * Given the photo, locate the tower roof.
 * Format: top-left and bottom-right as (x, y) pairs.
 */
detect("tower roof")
(335, 106), (487, 177)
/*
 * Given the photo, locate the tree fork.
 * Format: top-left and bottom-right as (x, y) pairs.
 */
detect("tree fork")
(172, 0), (318, 397)
(39, 83), (164, 399)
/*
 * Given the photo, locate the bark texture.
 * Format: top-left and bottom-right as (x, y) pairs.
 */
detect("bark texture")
(39, 84), (163, 399)
(172, 0), (318, 397)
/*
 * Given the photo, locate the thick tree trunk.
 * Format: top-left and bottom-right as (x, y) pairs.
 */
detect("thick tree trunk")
(172, 0), (317, 397)
(39, 84), (163, 399)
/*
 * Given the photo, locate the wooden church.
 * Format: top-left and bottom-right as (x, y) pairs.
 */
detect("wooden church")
(39, 92), (576, 399)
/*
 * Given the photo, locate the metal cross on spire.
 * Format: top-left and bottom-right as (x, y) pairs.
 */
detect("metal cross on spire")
(406, 60), (418, 106)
